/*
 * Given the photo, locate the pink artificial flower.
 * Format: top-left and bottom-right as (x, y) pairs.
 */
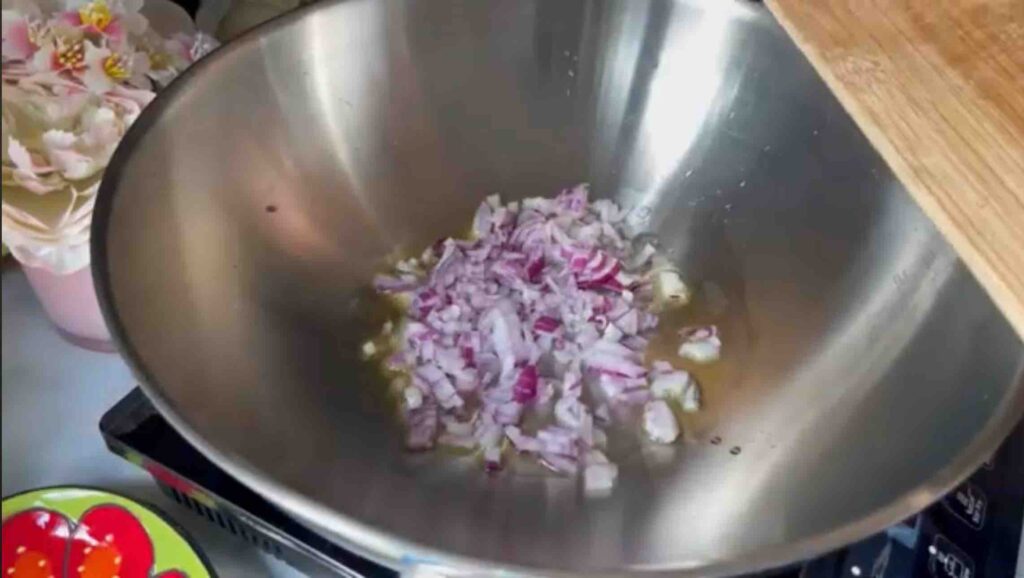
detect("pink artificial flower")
(77, 40), (150, 94)
(163, 32), (193, 64)
(30, 23), (88, 74)
(102, 83), (155, 121)
(2, 0), (215, 276)
(56, 0), (146, 45)
(147, 31), (215, 86)
(2, 12), (39, 61)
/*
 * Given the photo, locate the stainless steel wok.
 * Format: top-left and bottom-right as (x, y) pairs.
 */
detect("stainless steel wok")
(92, 0), (1024, 575)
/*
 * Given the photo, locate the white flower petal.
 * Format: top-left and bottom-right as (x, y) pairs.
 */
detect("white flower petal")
(41, 128), (77, 149)
(79, 65), (115, 94)
(7, 136), (40, 172)
(82, 39), (109, 65)
(49, 148), (97, 179)
(29, 42), (55, 72)
(121, 11), (146, 34)
(3, 202), (52, 229)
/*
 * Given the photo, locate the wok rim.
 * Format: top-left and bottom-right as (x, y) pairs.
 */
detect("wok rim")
(91, 0), (1024, 575)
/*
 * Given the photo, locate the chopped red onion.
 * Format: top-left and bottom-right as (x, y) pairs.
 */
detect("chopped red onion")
(403, 386), (424, 410)
(513, 365), (539, 403)
(643, 400), (680, 443)
(650, 368), (695, 400)
(583, 450), (618, 495)
(371, 185), (720, 492)
(677, 325), (722, 363)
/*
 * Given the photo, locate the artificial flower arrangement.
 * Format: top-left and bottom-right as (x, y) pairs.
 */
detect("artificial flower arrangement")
(2, 0), (214, 272)
(1, 0), (214, 347)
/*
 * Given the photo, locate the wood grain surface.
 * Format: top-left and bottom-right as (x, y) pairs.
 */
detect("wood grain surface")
(766, 0), (1024, 338)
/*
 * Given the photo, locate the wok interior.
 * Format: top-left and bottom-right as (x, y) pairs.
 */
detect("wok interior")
(98, 0), (1024, 573)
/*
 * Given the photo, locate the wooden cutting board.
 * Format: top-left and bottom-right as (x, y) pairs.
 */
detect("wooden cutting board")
(766, 0), (1024, 338)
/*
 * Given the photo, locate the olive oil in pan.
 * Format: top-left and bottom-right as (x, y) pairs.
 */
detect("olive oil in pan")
(645, 281), (747, 440)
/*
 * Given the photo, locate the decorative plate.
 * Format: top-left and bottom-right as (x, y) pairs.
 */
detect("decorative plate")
(2, 486), (215, 578)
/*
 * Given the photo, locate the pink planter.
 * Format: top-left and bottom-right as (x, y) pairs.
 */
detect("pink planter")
(22, 264), (115, 353)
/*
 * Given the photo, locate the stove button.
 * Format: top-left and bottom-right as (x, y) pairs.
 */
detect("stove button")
(941, 482), (986, 530)
(928, 535), (975, 578)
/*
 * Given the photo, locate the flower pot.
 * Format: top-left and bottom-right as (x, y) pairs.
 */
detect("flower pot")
(21, 263), (115, 353)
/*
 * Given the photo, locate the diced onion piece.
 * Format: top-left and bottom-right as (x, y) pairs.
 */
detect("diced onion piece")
(629, 243), (657, 270)
(602, 322), (624, 343)
(483, 444), (504, 471)
(506, 426), (543, 453)
(403, 386), (423, 409)
(651, 257), (690, 307)
(682, 381), (701, 413)
(650, 359), (674, 375)
(405, 402), (438, 450)
(361, 340), (378, 358)
(643, 400), (680, 443)
(584, 451), (618, 495)
(650, 369), (693, 400)
(677, 325), (721, 363)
